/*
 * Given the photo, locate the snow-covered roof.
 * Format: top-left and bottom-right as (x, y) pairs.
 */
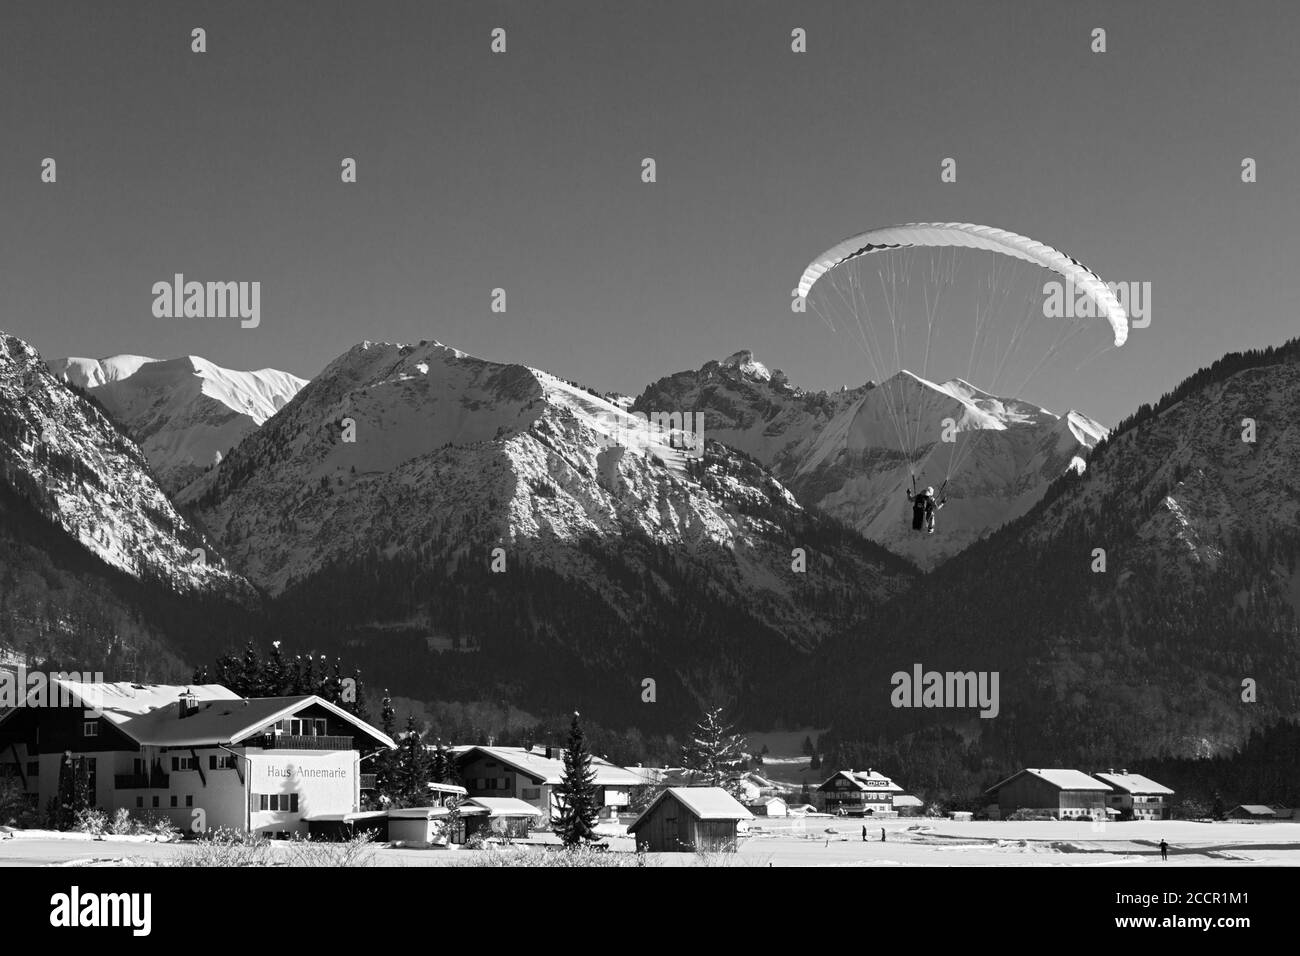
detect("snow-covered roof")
(986, 768), (1113, 794)
(1229, 805), (1276, 816)
(818, 770), (904, 793)
(1094, 772), (1174, 795)
(628, 787), (753, 832)
(387, 806), (488, 822)
(893, 795), (925, 808)
(13, 680), (395, 749)
(455, 746), (643, 787)
(466, 797), (543, 817)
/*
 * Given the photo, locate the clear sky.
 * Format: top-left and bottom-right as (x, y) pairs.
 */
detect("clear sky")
(3, 0), (1298, 425)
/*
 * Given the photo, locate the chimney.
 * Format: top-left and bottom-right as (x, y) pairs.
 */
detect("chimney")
(177, 688), (199, 719)
(545, 745), (554, 759)
(1121, 768), (1128, 775)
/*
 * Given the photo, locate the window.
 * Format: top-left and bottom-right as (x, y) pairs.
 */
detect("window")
(258, 793), (300, 813)
(522, 788), (540, 801)
(170, 795), (178, 808)
(209, 754), (237, 770)
(27, 761), (38, 778)
(186, 795), (194, 807)
(171, 756), (196, 772)
(287, 717), (329, 737)
(82, 721), (98, 737)
(136, 797), (143, 808)
(152, 796), (159, 808)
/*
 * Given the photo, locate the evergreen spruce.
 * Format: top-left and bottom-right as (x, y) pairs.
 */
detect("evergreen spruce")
(264, 641), (289, 695)
(374, 690), (398, 802)
(681, 707), (748, 796)
(393, 714), (432, 807)
(555, 711), (599, 846)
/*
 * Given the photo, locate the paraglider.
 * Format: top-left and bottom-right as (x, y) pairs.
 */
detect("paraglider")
(906, 482), (945, 534)
(797, 222), (1129, 535)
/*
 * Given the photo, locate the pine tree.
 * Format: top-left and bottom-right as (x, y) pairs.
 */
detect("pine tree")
(555, 711), (599, 846)
(238, 640), (262, 697)
(54, 753), (92, 829)
(264, 641), (289, 695)
(681, 707), (748, 796)
(374, 691), (398, 802)
(346, 666), (368, 719)
(393, 715), (432, 808)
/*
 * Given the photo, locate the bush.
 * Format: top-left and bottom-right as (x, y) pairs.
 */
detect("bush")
(284, 832), (377, 867)
(130, 811), (181, 840)
(107, 808), (134, 835)
(171, 828), (272, 867)
(0, 777), (28, 826)
(164, 830), (378, 868)
(73, 807), (109, 836)
(1007, 808), (1055, 822)
(454, 846), (656, 867)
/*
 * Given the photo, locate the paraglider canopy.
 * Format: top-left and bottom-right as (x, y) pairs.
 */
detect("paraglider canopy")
(798, 222), (1129, 346)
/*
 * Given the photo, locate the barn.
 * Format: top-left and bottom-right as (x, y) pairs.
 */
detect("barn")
(985, 768), (1112, 819)
(628, 787), (753, 852)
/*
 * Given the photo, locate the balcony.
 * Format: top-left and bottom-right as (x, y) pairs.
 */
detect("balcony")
(242, 733), (354, 751)
(114, 772), (170, 790)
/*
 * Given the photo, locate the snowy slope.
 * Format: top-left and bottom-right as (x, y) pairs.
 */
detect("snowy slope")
(0, 333), (248, 594)
(792, 370), (1107, 569)
(810, 342), (1300, 762)
(635, 349), (869, 479)
(49, 354), (305, 493)
(1025, 356), (1300, 582)
(638, 353), (1105, 570)
(184, 340), (912, 655)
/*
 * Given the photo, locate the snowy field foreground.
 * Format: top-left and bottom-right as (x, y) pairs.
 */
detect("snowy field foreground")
(2, 819), (1298, 867)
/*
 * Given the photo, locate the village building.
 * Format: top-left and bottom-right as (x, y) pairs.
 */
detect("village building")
(1093, 770), (1174, 820)
(463, 796), (543, 839)
(1226, 804), (1277, 821)
(0, 680), (394, 837)
(816, 769), (904, 816)
(892, 794), (925, 816)
(985, 768), (1112, 819)
(627, 787), (753, 852)
(454, 744), (644, 820)
(747, 796), (788, 817)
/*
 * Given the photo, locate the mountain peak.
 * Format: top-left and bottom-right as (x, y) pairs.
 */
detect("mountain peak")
(719, 349), (772, 382)
(48, 351), (307, 493)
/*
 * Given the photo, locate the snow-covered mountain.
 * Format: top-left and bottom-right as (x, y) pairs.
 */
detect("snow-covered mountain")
(638, 353), (1105, 569)
(812, 339), (1300, 763)
(49, 354), (306, 493)
(182, 340), (914, 719)
(0, 333), (247, 595)
(791, 371), (1107, 569)
(635, 349), (869, 478)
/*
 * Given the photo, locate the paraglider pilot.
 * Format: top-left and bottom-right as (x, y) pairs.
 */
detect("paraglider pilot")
(906, 482), (945, 534)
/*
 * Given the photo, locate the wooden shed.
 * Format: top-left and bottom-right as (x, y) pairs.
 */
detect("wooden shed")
(985, 768), (1112, 819)
(628, 787), (753, 853)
